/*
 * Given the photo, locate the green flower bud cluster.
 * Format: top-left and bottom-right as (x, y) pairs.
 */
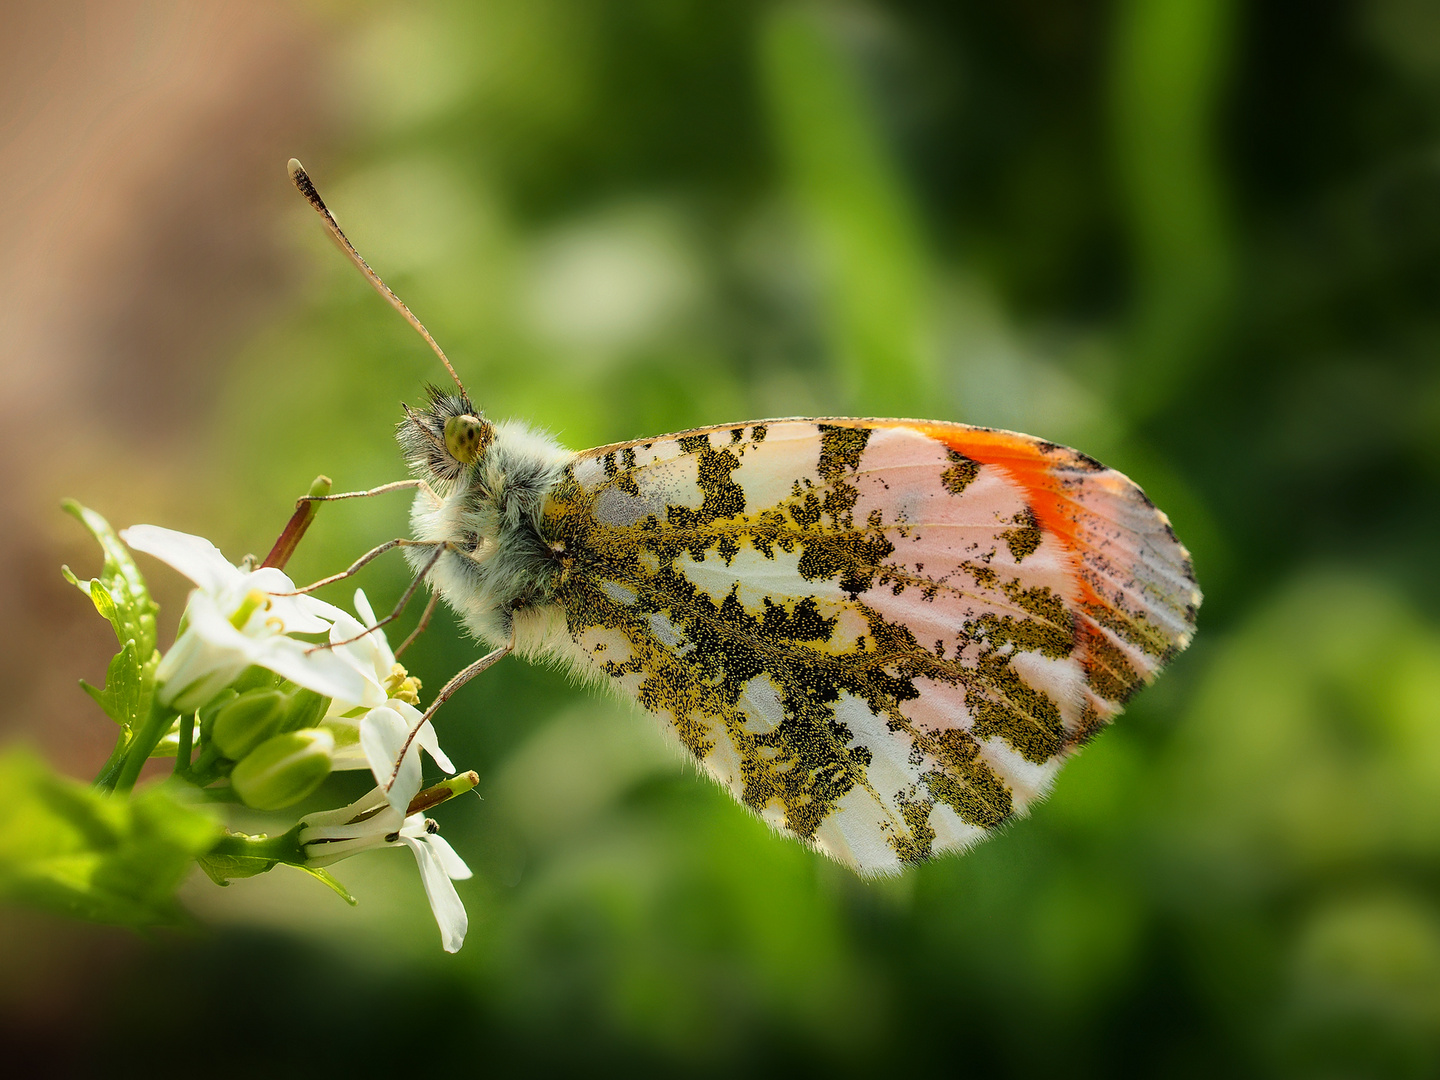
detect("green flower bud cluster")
(199, 677), (338, 810)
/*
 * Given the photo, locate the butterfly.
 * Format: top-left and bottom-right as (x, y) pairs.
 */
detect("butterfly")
(288, 160), (1200, 876)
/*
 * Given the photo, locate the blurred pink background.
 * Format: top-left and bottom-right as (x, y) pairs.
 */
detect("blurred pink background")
(0, 2), (330, 773)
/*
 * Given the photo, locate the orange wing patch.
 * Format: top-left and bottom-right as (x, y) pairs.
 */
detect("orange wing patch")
(887, 421), (1200, 729)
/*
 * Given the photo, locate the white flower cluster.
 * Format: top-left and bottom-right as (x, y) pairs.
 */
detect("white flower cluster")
(121, 525), (473, 952)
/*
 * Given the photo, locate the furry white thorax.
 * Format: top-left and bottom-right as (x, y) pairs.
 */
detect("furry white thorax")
(406, 419), (574, 656)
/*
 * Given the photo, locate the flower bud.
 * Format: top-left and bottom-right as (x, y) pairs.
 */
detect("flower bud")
(211, 689), (288, 760)
(231, 728), (335, 811)
(280, 687), (329, 733)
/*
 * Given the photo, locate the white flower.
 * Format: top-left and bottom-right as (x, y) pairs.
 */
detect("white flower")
(121, 525), (367, 712)
(399, 820), (472, 953)
(357, 699), (456, 814)
(326, 590), (416, 710)
(321, 590), (454, 813)
(299, 783), (473, 953)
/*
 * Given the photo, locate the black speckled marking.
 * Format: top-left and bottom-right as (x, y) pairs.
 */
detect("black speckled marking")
(940, 450), (980, 495)
(538, 423), (1098, 862)
(1001, 507), (1043, 562)
(535, 419), (1199, 868)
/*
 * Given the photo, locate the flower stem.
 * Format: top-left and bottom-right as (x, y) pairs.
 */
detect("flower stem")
(186, 743), (225, 787)
(93, 730), (133, 791)
(208, 824), (306, 866)
(113, 698), (180, 794)
(173, 711), (195, 778)
(261, 475), (332, 571)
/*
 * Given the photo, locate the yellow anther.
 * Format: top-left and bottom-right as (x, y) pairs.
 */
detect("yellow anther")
(384, 663), (423, 705)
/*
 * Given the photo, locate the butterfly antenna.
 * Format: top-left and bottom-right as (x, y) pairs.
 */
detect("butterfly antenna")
(287, 158), (467, 396)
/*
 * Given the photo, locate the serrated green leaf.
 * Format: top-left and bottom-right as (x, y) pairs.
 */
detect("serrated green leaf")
(0, 750), (221, 927)
(78, 640), (156, 730)
(88, 579), (119, 627)
(61, 501), (158, 660)
(63, 502), (162, 734)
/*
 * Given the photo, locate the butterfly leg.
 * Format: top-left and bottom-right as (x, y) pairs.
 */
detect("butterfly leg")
(298, 478), (440, 504)
(311, 544), (446, 653)
(273, 537), (449, 596)
(386, 641), (513, 793)
(394, 589), (440, 659)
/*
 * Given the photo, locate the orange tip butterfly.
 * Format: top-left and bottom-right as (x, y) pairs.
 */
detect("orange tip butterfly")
(287, 159), (1201, 876)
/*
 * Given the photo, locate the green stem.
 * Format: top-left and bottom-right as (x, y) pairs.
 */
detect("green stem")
(113, 698), (180, 794)
(93, 729), (133, 791)
(173, 712), (195, 779)
(207, 824), (306, 866)
(186, 743), (226, 787)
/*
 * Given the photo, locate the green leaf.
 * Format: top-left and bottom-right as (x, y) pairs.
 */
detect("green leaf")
(88, 579), (119, 627)
(62, 501), (162, 734)
(61, 501), (158, 659)
(0, 750), (221, 927)
(79, 640), (156, 730)
(295, 865), (358, 906)
(196, 852), (277, 886)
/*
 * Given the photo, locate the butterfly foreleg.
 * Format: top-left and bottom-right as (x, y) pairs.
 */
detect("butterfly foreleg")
(274, 537), (449, 597)
(308, 543), (448, 653)
(298, 478), (439, 504)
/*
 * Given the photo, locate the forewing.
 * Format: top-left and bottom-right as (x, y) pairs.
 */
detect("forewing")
(540, 419), (1199, 874)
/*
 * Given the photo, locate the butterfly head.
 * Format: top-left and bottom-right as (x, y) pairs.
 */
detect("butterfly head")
(398, 386), (495, 487)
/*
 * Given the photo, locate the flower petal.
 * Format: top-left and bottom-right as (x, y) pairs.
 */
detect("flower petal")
(400, 835), (468, 953)
(393, 700), (455, 774)
(327, 613), (389, 708)
(294, 593), (352, 627)
(154, 591), (254, 711)
(422, 832), (472, 881)
(299, 785), (391, 832)
(244, 567), (338, 634)
(121, 525), (240, 596)
(415, 721), (456, 774)
(352, 589), (396, 670)
(256, 636), (369, 704)
(353, 588), (378, 630)
(360, 705), (421, 815)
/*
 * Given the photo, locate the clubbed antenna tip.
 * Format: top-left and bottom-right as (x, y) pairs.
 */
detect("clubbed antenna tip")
(287, 157), (467, 396)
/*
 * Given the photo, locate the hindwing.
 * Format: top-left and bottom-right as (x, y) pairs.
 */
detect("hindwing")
(537, 418), (1200, 874)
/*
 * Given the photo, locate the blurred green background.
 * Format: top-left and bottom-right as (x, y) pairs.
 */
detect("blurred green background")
(3, 0), (1440, 1075)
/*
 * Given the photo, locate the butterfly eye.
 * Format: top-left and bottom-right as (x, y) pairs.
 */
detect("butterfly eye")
(444, 414), (489, 464)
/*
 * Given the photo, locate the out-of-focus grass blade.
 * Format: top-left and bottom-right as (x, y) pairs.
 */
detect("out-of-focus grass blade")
(1110, 0), (1237, 416)
(761, 4), (934, 417)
